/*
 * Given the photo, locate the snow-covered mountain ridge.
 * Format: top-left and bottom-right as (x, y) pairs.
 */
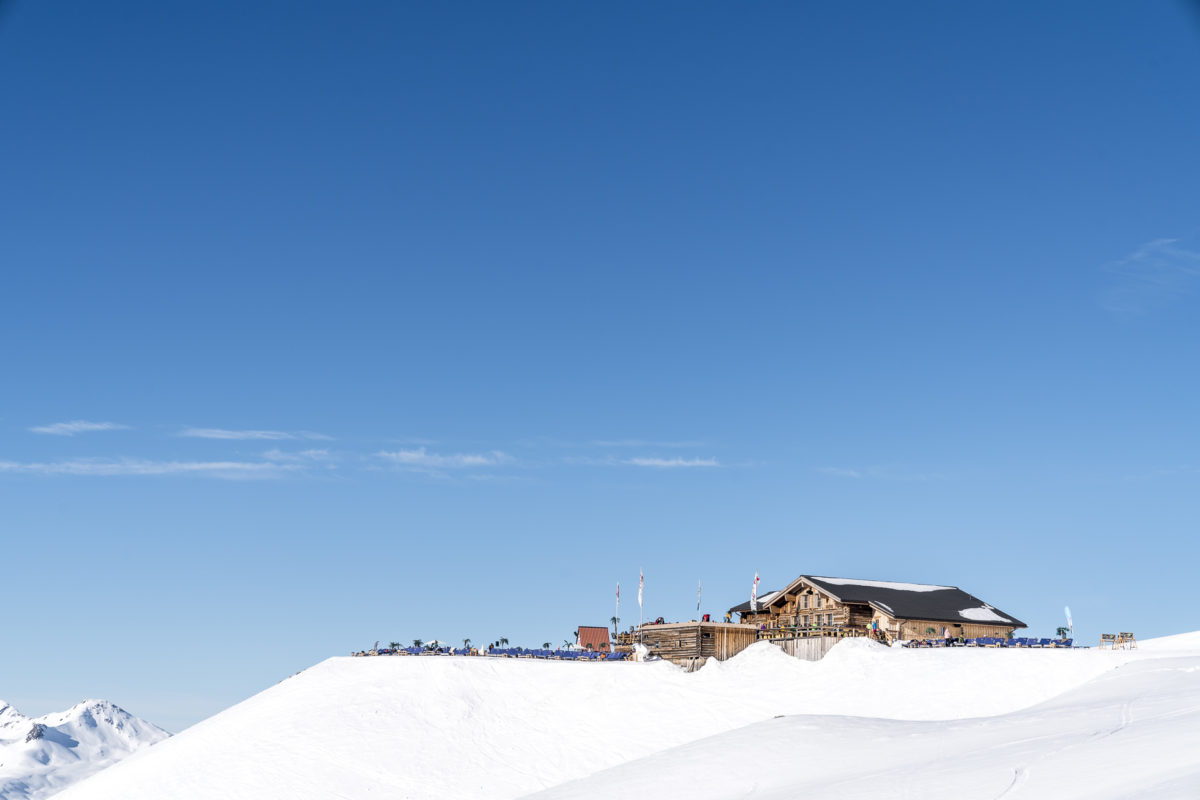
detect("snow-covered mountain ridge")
(0, 699), (168, 800)
(52, 631), (1200, 799)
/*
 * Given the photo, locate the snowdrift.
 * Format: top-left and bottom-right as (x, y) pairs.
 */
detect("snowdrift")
(533, 656), (1200, 799)
(55, 637), (1199, 800)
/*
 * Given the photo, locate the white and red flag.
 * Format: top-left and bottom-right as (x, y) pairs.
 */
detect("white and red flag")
(638, 570), (644, 609)
(750, 571), (760, 612)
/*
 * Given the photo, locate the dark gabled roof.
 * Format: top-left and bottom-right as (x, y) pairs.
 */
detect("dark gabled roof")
(727, 591), (780, 615)
(800, 576), (1026, 629)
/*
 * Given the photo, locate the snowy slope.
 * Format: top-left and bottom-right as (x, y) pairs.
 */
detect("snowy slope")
(54, 635), (1193, 800)
(532, 655), (1200, 799)
(0, 700), (169, 800)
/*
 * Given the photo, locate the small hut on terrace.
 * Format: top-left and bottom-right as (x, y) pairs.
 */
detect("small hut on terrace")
(576, 626), (612, 652)
(637, 622), (759, 669)
(732, 575), (1025, 642)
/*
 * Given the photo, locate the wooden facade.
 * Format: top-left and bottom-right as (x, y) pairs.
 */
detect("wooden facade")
(637, 622), (760, 668)
(893, 618), (1019, 641)
(735, 575), (1023, 644)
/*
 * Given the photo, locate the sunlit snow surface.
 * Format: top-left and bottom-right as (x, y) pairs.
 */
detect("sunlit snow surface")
(958, 604), (1013, 622)
(57, 633), (1200, 800)
(0, 700), (168, 800)
(808, 576), (954, 592)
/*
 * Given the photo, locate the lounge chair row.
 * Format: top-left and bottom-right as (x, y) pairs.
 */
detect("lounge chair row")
(486, 647), (627, 660)
(902, 637), (1073, 648)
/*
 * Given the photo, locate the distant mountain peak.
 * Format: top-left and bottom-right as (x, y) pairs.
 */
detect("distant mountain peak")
(0, 699), (168, 800)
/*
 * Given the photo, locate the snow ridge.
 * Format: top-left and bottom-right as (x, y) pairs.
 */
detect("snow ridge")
(0, 699), (169, 800)
(52, 633), (1200, 800)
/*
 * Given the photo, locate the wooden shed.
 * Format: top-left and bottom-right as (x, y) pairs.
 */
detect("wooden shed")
(637, 622), (760, 669)
(576, 626), (612, 652)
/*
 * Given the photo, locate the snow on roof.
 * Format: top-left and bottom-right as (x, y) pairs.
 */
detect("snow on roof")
(958, 606), (1012, 624)
(803, 576), (1026, 628)
(728, 576), (1024, 628)
(810, 577), (955, 593)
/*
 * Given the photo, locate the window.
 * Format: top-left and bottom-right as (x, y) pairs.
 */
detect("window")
(802, 596), (808, 609)
(817, 595), (824, 608)
(826, 614), (833, 626)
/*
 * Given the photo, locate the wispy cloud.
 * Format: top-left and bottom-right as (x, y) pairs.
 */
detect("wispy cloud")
(1100, 238), (1200, 315)
(385, 436), (440, 446)
(592, 439), (705, 448)
(262, 448), (332, 463)
(376, 447), (512, 469)
(29, 420), (129, 436)
(817, 465), (943, 481)
(0, 458), (298, 479)
(622, 456), (719, 468)
(178, 427), (332, 441)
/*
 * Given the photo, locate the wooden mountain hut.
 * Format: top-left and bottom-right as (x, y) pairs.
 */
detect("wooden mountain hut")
(576, 626), (612, 653)
(732, 575), (1026, 643)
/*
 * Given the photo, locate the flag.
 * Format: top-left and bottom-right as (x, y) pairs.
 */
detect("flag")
(616, 582), (620, 600)
(638, 570), (644, 609)
(1064, 605), (1074, 634)
(697, 579), (702, 612)
(750, 571), (760, 612)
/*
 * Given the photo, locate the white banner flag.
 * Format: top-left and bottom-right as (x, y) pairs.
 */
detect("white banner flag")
(638, 570), (644, 609)
(1064, 605), (1074, 634)
(750, 571), (760, 612)
(697, 579), (702, 613)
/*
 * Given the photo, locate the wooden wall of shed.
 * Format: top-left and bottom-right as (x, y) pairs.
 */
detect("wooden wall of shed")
(638, 624), (758, 665)
(707, 625), (759, 660)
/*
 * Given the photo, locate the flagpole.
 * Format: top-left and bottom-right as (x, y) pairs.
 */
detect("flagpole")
(638, 569), (644, 647)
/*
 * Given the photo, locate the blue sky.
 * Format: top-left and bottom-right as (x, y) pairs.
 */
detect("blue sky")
(2, 1), (1199, 732)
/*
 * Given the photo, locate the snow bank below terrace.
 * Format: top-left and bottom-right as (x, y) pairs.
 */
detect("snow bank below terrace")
(57, 634), (1198, 800)
(533, 655), (1200, 800)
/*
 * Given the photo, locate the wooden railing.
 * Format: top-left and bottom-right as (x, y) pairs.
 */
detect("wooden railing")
(754, 625), (873, 641)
